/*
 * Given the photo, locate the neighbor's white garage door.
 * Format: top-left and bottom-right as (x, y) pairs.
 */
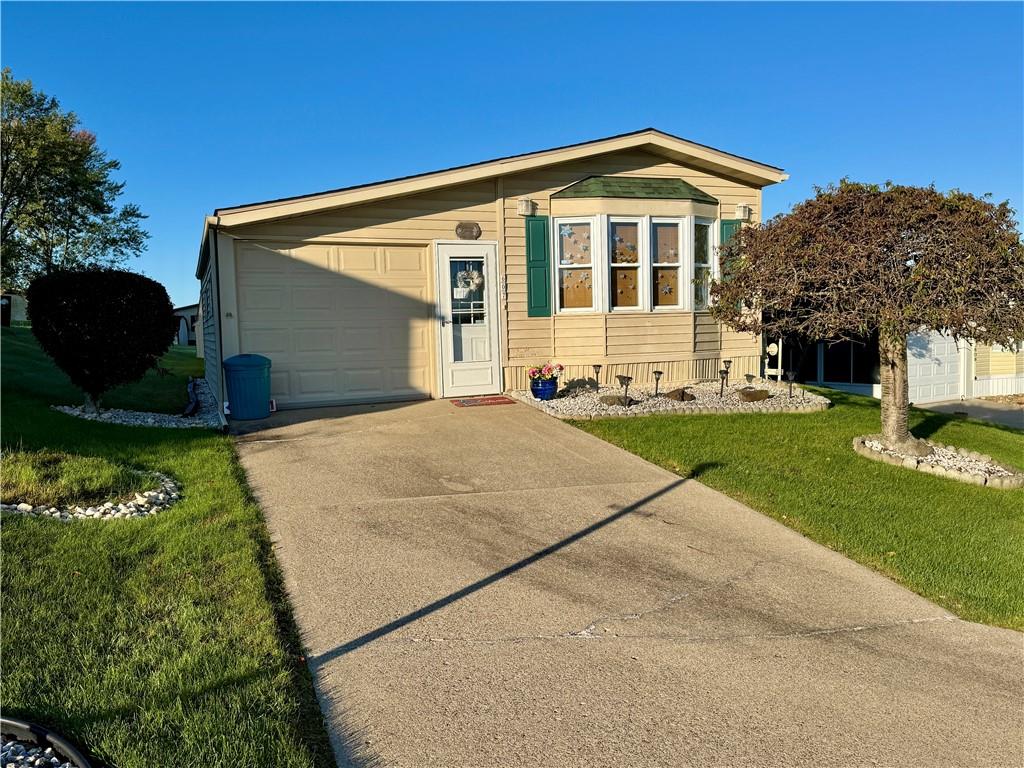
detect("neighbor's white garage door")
(235, 241), (432, 408)
(907, 330), (961, 404)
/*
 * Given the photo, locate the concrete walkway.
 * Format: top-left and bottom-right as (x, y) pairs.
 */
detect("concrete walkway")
(236, 400), (1023, 768)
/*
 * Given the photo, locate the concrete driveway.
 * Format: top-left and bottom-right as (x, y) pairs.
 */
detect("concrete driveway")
(923, 398), (1024, 431)
(235, 400), (1023, 768)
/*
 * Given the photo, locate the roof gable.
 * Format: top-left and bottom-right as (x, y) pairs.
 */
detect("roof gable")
(211, 128), (786, 228)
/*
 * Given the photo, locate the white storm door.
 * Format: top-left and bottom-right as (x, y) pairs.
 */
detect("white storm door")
(437, 241), (502, 398)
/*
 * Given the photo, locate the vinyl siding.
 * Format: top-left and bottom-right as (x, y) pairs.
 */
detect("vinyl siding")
(229, 182), (499, 244)
(199, 257), (221, 408)
(500, 149), (762, 386)
(975, 343), (1024, 377)
(218, 147), (765, 396)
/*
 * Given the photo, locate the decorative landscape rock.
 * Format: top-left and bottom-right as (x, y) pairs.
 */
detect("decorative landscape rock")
(852, 435), (1024, 488)
(662, 387), (695, 402)
(1, 739), (81, 768)
(0, 473), (181, 521)
(512, 379), (831, 420)
(737, 387), (771, 402)
(599, 394), (640, 408)
(51, 378), (221, 429)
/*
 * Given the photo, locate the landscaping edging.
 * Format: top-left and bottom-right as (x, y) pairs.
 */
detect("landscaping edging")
(1, 717), (91, 768)
(510, 380), (831, 421)
(0, 473), (181, 521)
(852, 435), (1024, 488)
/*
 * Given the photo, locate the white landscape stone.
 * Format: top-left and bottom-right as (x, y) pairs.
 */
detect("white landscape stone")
(511, 379), (831, 420)
(1, 473), (182, 522)
(50, 378), (221, 429)
(855, 436), (1022, 488)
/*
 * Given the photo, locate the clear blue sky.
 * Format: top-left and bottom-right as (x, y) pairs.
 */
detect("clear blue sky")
(3, 2), (1021, 307)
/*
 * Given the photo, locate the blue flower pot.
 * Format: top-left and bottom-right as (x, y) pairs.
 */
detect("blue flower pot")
(530, 378), (558, 401)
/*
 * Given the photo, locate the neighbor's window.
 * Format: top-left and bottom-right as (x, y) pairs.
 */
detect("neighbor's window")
(651, 220), (682, 308)
(609, 219), (640, 309)
(557, 221), (593, 310)
(693, 220), (712, 310)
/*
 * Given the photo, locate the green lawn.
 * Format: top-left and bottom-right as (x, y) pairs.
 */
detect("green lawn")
(0, 327), (334, 767)
(2, 327), (200, 414)
(574, 389), (1024, 630)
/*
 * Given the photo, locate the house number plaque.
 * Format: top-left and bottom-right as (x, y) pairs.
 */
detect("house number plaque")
(455, 221), (482, 240)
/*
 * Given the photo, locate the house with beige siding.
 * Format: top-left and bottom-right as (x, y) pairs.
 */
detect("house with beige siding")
(196, 128), (787, 412)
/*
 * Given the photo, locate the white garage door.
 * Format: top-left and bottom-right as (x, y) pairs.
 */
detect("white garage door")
(907, 331), (961, 404)
(235, 241), (433, 408)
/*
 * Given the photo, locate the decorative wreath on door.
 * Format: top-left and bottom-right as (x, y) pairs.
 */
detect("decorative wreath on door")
(453, 269), (484, 298)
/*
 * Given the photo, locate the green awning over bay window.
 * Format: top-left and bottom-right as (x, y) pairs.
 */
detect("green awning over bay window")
(552, 176), (719, 204)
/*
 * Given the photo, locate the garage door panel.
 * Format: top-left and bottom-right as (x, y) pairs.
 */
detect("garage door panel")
(389, 366), (430, 395)
(269, 370), (291, 398)
(236, 241), (432, 406)
(240, 328), (290, 354)
(293, 369), (340, 398)
(338, 246), (379, 273)
(292, 287), (334, 312)
(240, 287), (285, 312)
(383, 248), (426, 272)
(294, 328), (337, 355)
(908, 331), (960, 404)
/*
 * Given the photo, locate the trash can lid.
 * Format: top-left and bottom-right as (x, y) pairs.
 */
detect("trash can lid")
(223, 353), (272, 369)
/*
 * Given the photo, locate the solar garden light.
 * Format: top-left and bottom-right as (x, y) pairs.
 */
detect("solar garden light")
(652, 369), (664, 396)
(719, 369), (728, 398)
(722, 359), (732, 387)
(593, 364), (602, 388)
(785, 370), (796, 398)
(616, 374), (633, 406)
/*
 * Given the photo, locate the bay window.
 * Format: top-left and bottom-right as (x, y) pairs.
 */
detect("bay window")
(552, 214), (718, 313)
(609, 218), (642, 310)
(651, 219), (683, 309)
(693, 219), (713, 310)
(556, 220), (595, 310)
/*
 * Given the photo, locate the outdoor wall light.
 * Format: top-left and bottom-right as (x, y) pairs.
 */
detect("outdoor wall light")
(735, 203), (752, 221)
(719, 369), (728, 398)
(517, 198), (536, 216)
(652, 369), (664, 397)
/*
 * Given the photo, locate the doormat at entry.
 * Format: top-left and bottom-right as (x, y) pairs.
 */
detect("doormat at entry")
(450, 396), (517, 407)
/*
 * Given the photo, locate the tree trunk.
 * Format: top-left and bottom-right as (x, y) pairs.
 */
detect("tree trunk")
(878, 334), (931, 456)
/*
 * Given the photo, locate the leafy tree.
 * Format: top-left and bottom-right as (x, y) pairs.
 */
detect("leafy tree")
(27, 269), (176, 411)
(1, 68), (148, 291)
(710, 181), (1023, 455)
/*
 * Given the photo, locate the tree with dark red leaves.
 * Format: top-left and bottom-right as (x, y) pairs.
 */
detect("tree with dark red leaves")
(711, 181), (1023, 455)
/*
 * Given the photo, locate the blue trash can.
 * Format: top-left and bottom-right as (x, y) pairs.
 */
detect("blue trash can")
(223, 354), (272, 420)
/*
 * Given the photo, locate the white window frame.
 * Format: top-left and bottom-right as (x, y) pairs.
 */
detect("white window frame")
(551, 213), (718, 315)
(650, 217), (688, 312)
(552, 216), (601, 314)
(607, 216), (646, 312)
(692, 216), (718, 311)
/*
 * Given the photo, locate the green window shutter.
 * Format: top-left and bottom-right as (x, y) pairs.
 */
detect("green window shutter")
(720, 219), (742, 245)
(525, 215), (552, 317)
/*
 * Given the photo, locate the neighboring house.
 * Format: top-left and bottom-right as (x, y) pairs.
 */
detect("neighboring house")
(196, 128), (786, 411)
(771, 334), (1023, 404)
(173, 303), (199, 346)
(1, 293), (28, 326)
